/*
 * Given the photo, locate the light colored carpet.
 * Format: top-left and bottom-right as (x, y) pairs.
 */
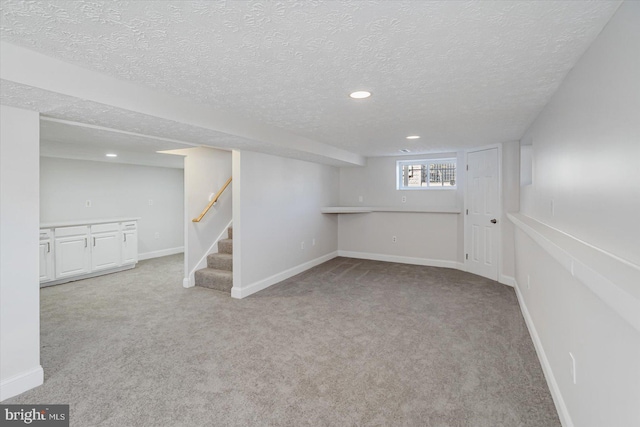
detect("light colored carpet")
(6, 255), (560, 426)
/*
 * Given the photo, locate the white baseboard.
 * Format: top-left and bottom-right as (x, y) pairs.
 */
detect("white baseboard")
(514, 281), (573, 427)
(338, 250), (462, 270)
(0, 366), (43, 402)
(338, 251), (513, 287)
(499, 274), (516, 287)
(231, 251), (338, 299)
(138, 246), (184, 261)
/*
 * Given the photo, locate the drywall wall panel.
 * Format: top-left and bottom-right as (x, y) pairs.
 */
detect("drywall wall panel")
(338, 212), (458, 265)
(234, 151), (339, 290)
(516, 2), (640, 426)
(339, 153), (465, 266)
(182, 147), (232, 282)
(339, 153), (462, 208)
(501, 141), (520, 281)
(40, 157), (184, 258)
(515, 229), (639, 427)
(0, 105), (42, 400)
(520, 1), (639, 265)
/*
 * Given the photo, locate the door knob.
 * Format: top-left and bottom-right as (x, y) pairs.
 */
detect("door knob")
(490, 219), (497, 224)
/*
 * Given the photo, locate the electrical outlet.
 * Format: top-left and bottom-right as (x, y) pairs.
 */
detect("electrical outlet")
(312, 238), (316, 246)
(401, 196), (407, 203)
(148, 199), (154, 206)
(358, 195), (363, 202)
(301, 241), (305, 250)
(527, 274), (531, 290)
(569, 352), (577, 384)
(154, 232), (160, 239)
(85, 200), (92, 208)
(392, 235), (397, 243)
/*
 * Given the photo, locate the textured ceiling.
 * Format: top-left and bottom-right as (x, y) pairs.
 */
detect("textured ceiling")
(0, 0), (621, 158)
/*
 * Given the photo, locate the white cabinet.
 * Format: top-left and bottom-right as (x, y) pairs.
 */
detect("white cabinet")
(39, 230), (54, 282)
(121, 221), (138, 265)
(41, 219), (139, 286)
(54, 226), (91, 279)
(91, 223), (121, 271)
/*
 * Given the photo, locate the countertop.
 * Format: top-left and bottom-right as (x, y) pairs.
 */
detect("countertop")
(41, 217), (140, 229)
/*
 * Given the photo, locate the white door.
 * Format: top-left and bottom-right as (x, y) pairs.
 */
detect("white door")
(91, 232), (121, 271)
(466, 147), (499, 281)
(122, 230), (138, 265)
(55, 235), (91, 278)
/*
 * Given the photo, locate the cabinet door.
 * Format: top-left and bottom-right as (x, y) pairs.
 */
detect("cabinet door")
(55, 235), (91, 279)
(122, 230), (138, 265)
(39, 240), (54, 282)
(91, 231), (121, 271)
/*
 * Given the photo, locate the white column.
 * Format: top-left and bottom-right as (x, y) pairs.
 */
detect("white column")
(0, 105), (42, 401)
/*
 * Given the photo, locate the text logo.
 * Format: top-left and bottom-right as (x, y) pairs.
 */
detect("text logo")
(1, 405), (69, 426)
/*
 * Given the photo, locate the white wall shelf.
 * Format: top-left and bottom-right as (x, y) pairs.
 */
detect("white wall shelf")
(321, 206), (461, 214)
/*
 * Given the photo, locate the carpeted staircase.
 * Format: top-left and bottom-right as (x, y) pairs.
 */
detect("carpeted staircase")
(194, 226), (232, 293)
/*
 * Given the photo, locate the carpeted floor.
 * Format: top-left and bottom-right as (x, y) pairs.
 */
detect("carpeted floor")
(6, 255), (560, 426)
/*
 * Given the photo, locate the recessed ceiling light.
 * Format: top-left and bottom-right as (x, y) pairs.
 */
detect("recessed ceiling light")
(106, 153), (118, 157)
(349, 91), (371, 99)
(406, 135), (420, 140)
(399, 149), (411, 153)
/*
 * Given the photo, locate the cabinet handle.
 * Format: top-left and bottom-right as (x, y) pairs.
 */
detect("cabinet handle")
(84, 238), (88, 248)
(47, 242), (50, 253)
(93, 237), (96, 247)
(124, 233), (127, 242)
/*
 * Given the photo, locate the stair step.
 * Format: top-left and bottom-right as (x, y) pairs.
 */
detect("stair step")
(194, 268), (233, 293)
(218, 238), (233, 254)
(228, 226), (233, 240)
(207, 253), (232, 271)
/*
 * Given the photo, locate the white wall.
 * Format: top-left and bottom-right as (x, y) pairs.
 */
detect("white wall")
(338, 153), (464, 267)
(339, 153), (462, 208)
(501, 141), (520, 282)
(232, 151), (339, 298)
(40, 157), (184, 259)
(515, 2), (640, 426)
(338, 149), (519, 281)
(0, 105), (43, 400)
(519, 4), (639, 266)
(180, 147), (232, 284)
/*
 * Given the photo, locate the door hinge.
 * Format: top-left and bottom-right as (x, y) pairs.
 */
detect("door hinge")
(466, 164), (468, 171)
(466, 253), (468, 260)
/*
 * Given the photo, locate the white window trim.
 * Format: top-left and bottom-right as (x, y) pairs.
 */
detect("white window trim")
(396, 158), (457, 190)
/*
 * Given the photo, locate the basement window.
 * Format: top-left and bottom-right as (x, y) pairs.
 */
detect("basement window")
(397, 159), (457, 190)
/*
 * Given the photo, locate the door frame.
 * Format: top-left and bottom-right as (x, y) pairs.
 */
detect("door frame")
(463, 143), (503, 282)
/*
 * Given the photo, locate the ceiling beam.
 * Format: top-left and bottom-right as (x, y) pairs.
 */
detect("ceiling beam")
(1, 42), (365, 167)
